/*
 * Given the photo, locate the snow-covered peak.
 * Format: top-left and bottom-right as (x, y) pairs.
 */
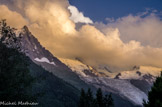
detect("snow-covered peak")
(34, 57), (56, 66)
(140, 66), (162, 76)
(58, 58), (89, 77)
(58, 58), (105, 77)
(115, 66), (162, 80)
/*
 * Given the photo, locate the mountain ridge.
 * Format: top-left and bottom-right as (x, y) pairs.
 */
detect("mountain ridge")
(17, 26), (136, 107)
(16, 26), (92, 90)
(1, 24), (150, 107)
(58, 57), (162, 106)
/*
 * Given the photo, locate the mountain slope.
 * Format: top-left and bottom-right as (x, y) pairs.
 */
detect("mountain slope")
(17, 26), (91, 89)
(59, 58), (162, 106)
(0, 42), (79, 107)
(1, 24), (151, 106)
(18, 26), (137, 107)
(29, 59), (80, 107)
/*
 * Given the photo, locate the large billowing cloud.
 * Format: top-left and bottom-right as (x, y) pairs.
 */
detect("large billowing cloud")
(0, 0), (162, 71)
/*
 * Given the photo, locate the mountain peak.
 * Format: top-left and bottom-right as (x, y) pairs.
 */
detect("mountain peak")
(23, 25), (28, 30)
(20, 25), (32, 37)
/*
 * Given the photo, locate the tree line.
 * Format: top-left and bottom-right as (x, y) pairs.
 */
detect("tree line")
(78, 88), (114, 107)
(0, 20), (37, 102)
(143, 72), (162, 107)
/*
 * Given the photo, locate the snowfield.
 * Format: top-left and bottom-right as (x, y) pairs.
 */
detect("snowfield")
(58, 58), (91, 77)
(118, 66), (162, 80)
(84, 77), (148, 105)
(34, 57), (56, 66)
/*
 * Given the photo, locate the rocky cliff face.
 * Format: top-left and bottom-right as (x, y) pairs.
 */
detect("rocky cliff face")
(19, 26), (67, 66)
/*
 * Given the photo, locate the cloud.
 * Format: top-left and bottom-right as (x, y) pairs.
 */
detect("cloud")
(95, 13), (162, 48)
(1, 0), (162, 71)
(0, 5), (27, 28)
(68, 5), (93, 24)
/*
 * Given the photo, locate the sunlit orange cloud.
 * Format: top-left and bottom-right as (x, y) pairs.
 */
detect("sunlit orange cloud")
(1, 0), (162, 71)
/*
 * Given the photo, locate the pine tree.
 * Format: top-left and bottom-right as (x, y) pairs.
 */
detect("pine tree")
(103, 93), (114, 107)
(96, 88), (104, 107)
(78, 88), (114, 107)
(143, 72), (162, 107)
(0, 42), (36, 102)
(86, 88), (94, 107)
(78, 88), (86, 107)
(0, 19), (22, 51)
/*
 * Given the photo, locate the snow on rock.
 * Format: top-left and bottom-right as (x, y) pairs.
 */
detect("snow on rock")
(57, 58), (149, 105)
(84, 77), (148, 106)
(54, 58), (160, 105)
(118, 66), (162, 79)
(58, 58), (90, 77)
(118, 71), (141, 79)
(140, 66), (162, 76)
(34, 45), (37, 50)
(34, 57), (56, 66)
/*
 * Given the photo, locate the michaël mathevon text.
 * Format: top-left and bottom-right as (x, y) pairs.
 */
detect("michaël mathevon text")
(0, 101), (39, 106)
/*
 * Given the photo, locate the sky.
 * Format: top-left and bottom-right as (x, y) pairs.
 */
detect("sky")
(0, 0), (162, 71)
(69, 0), (162, 23)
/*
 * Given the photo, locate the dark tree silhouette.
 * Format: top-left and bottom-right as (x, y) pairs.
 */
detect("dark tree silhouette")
(86, 88), (94, 107)
(78, 88), (114, 107)
(143, 72), (162, 107)
(0, 19), (21, 49)
(0, 41), (36, 102)
(103, 93), (114, 107)
(0, 20), (37, 102)
(96, 88), (104, 107)
(78, 88), (86, 107)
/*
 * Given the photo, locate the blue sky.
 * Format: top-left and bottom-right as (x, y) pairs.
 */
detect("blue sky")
(69, 0), (162, 22)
